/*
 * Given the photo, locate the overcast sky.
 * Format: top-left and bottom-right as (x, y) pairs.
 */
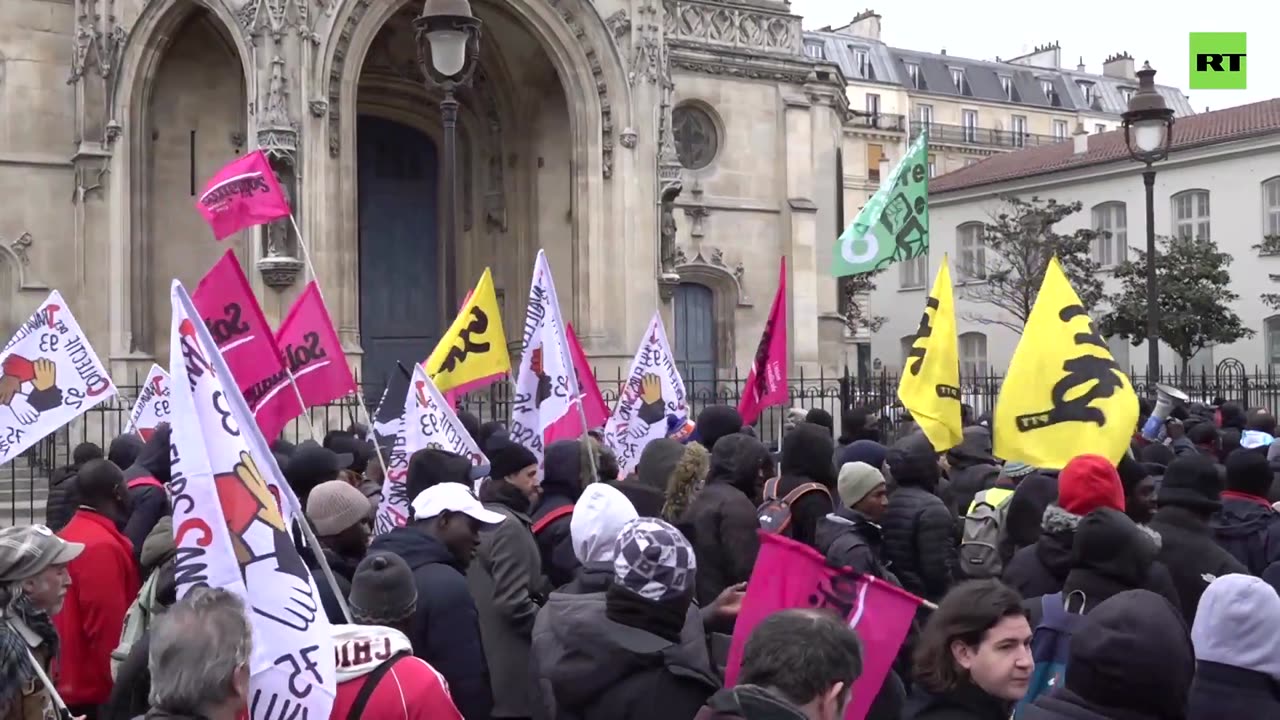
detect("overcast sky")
(790, 1), (1275, 112)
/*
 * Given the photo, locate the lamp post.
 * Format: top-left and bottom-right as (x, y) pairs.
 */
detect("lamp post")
(1121, 62), (1175, 384)
(415, 0), (481, 316)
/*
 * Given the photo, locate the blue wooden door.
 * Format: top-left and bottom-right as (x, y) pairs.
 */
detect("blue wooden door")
(674, 283), (718, 402)
(357, 116), (440, 394)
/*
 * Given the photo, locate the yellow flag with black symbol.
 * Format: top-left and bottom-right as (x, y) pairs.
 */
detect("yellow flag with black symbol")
(423, 268), (511, 394)
(897, 256), (963, 452)
(993, 257), (1138, 469)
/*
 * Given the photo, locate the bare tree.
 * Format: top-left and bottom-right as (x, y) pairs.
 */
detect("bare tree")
(839, 271), (887, 335)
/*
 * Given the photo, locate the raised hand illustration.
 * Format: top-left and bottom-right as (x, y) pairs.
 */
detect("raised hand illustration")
(636, 372), (665, 425)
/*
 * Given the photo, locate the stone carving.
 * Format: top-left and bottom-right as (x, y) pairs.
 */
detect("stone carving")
(604, 10), (630, 40)
(661, 0), (800, 53)
(263, 151), (299, 260)
(673, 244), (750, 306)
(9, 233), (33, 266)
(328, 0), (373, 157)
(659, 191), (679, 274)
(629, 0), (661, 85)
(236, 0), (321, 44)
(68, 0), (127, 84)
(0, 232), (47, 291)
(620, 128), (637, 148)
(682, 180), (709, 237)
(265, 55), (291, 126)
(309, 99), (328, 117)
(671, 58), (811, 84)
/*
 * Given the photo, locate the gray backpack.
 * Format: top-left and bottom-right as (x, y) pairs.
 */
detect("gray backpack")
(111, 568), (162, 678)
(959, 487), (1016, 578)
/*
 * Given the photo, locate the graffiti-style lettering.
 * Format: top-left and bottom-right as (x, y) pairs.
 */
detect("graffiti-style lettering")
(275, 646), (323, 699)
(907, 297), (939, 376)
(438, 307), (492, 373)
(284, 332), (326, 372)
(1015, 304), (1126, 432)
(200, 174), (272, 208)
(204, 303), (251, 346)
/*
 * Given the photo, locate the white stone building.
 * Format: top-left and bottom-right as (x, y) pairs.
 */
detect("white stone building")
(869, 98), (1280, 379)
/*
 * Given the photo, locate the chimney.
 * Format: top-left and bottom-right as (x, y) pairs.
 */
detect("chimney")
(1103, 52), (1135, 80)
(1073, 121), (1089, 154)
(1077, 56), (1086, 72)
(940, 48), (946, 55)
(833, 9), (882, 40)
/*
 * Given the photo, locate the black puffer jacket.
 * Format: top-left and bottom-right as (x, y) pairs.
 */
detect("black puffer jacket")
(774, 423), (837, 549)
(1151, 505), (1249, 625)
(622, 438), (684, 517)
(44, 465), (83, 532)
(123, 425), (173, 559)
(680, 434), (769, 606)
(533, 440), (592, 588)
(815, 506), (889, 580)
(942, 427), (1001, 517)
(1209, 493), (1280, 583)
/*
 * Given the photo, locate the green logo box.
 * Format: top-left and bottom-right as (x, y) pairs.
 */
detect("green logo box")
(1189, 32), (1247, 89)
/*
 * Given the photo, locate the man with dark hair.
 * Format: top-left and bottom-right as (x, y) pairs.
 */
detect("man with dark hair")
(1210, 449), (1280, 585)
(696, 609), (863, 720)
(45, 441), (104, 531)
(805, 408), (834, 438)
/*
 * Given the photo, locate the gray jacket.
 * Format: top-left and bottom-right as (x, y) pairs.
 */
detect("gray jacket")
(466, 502), (550, 718)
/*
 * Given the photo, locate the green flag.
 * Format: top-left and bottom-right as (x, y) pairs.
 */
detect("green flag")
(833, 131), (930, 277)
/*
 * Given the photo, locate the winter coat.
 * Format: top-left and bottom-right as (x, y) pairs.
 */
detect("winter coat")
(54, 509), (141, 707)
(303, 544), (357, 626)
(108, 434), (144, 473)
(815, 506), (889, 580)
(466, 495), (550, 718)
(903, 682), (1011, 720)
(1004, 471), (1059, 552)
(0, 610), (57, 720)
(942, 427), (1001, 517)
(1150, 505), (1249, 624)
(776, 423), (838, 549)
(881, 486), (955, 602)
(1208, 491), (1280, 585)
(122, 425), (173, 560)
(367, 527), (491, 720)
(618, 438), (683, 517)
(529, 588), (720, 720)
(1187, 574), (1280, 720)
(44, 464), (82, 532)
(533, 440), (593, 588)
(329, 624), (464, 720)
(680, 434), (768, 605)
(694, 685), (807, 720)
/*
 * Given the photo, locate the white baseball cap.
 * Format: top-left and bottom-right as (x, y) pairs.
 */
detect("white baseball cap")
(410, 482), (506, 525)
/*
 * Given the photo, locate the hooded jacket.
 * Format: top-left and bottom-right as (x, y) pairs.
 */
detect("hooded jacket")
(533, 440), (594, 588)
(1151, 504), (1249, 625)
(1187, 574), (1280, 720)
(775, 423), (837, 550)
(123, 425), (173, 559)
(680, 434), (768, 605)
(529, 589), (720, 720)
(1022, 590), (1193, 720)
(108, 434), (144, 473)
(1209, 491), (1280, 586)
(694, 685), (807, 720)
(942, 427), (1001, 517)
(622, 439), (684, 517)
(881, 435), (954, 602)
(561, 484), (637, 596)
(815, 506), (889, 580)
(366, 527), (491, 720)
(328, 624), (463, 720)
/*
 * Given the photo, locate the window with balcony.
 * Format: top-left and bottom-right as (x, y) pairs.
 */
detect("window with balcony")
(957, 222), (986, 281)
(1264, 177), (1280, 237)
(906, 62), (924, 89)
(866, 93), (881, 116)
(951, 67), (971, 95)
(960, 332), (988, 376)
(1172, 190), (1211, 241)
(855, 49), (872, 79)
(1011, 115), (1027, 147)
(804, 41), (825, 59)
(1053, 120), (1069, 139)
(999, 75), (1014, 101)
(962, 109), (978, 143)
(867, 143), (883, 182)
(1091, 202), (1128, 266)
(916, 104), (933, 125)
(900, 253), (928, 289)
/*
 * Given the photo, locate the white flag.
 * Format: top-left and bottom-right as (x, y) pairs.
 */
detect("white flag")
(0, 291), (117, 465)
(404, 364), (489, 489)
(128, 364), (172, 441)
(510, 250), (580, 464)
(371, 381), (411, 536)
(603, 312), (689, 476)
(167, 279), (336, 720)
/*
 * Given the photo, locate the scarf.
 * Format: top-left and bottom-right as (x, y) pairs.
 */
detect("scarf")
(604, 584), (689, 644)
(0, 593), (60, 717)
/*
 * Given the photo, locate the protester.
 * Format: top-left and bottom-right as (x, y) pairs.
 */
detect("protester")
(45, 442), (104, 532)
(817, 461), (891, 580)
(1021, 590), (1193, 720)
(1187, 574), (1280, 719)
(325, 429), (372, 475)
(367, 482), (503, 720)
(329, 553), (464, 720)
(530, 518), (720, 720)
(469, 438), (549, 720)
(405, 448), (476, 502)
(837, 407), (881, 446)
(1210, 449), (1280, 583)
(305, 479), (375, 623)
(286, 440), (355, 508)
(623, 438), (685, 516)
(121, 424), (173, 558)
(144, 587), (251, 720)
(774, 422), (838, 549)
(835, 440), (889, 480)
(906, 580), (1033, 720)
(680, 433), (769, 605)
(106, 435), (143, 475)
(882, 433), (955, 602)
(1116, 455), (1158, 526)
(55, 459), (140, 719)
(693, 405), (745, 453)
(943, 427), (1001, 517)
(1002, 469), (1057, 557)
(696, 608), (864, 720)
(804, 408), (834, 438)
(0, 525), (82, 720)
(564, 483), (638, 594)
(1149, 453), (1248, 623)
(532, 439), (595, 587)
(661, 441), (711, 524)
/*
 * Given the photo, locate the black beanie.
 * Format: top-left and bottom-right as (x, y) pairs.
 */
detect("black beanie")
(886, 432), (938, 490)
(487, 438), (539, 480)
(1158, 454), (1223, 513)
(694, 405), (743, 451)
(349, 552), (418, 624)
(1225, 448), (1272, 498)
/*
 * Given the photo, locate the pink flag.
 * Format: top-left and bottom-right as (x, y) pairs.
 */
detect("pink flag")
(737, 258), (788, 426)
(565, 323), (608, 429)
(195, 149), (292, 241)
(255, 282), (356, 440)
(192, 251), (289, 422)
(725, 533), (921, 720)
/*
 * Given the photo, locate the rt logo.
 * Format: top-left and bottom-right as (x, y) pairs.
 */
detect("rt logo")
(1189, 32), (1246, 90)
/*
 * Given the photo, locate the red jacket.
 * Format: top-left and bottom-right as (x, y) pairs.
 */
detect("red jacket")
(54, 509), (140, 706)
(328, 625), (463, 720)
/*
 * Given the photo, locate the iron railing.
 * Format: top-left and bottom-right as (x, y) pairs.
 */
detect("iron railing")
(910, 121), (1063, 149)
(849, 112), (906, 132)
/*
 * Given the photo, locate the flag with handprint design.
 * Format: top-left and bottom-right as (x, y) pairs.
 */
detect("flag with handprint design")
(402, 364), (489, 490)
(166, 279), (336, 720)
(127, 364), (172, 441)
(0, 290), (116, 465)
(603, 312), (689, 476)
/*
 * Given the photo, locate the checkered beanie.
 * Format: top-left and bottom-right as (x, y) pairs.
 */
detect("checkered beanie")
(612, 518), (697, 602)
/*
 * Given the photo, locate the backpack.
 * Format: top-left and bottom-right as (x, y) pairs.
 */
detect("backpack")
(532, 504), (574, 535)
(1014, 591), (1087, 717)
(127, 477), (165, 491)
(757, 477), (828, 535)
(111, 567), (163, 679)
(958, 487), (1016, 579)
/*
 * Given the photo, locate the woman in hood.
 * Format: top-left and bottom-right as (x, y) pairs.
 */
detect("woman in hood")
(774, 422), (837, 549)
(661, 442), (710, 524)
(1187, 574), (1280, 719)
(564, 484), (639, 594)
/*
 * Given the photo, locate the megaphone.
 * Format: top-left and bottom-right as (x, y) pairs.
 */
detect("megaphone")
(1141, 384), (1189, 441)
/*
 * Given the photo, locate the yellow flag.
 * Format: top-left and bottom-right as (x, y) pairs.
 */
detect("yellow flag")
(424, 268), (511, 393)
(993, 257), (1138, 469)
(897, 256), (963, 452)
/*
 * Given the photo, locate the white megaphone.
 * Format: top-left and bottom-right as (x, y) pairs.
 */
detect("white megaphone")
(1141, 383), (1189, 441)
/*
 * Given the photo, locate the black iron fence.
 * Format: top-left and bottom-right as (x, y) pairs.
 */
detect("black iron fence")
(5, 362), (1279, 525)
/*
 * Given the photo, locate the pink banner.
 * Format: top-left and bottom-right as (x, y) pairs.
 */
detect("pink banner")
(725, 532), (920, 720)
(737, 257), (788, 426)
(192, 251), (288, 425)
(566, 323), (608, 429)
(195, 149), (292, 241)
(254, 282), (356, 440)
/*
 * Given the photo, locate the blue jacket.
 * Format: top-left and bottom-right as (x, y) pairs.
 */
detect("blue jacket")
(369, 527), (492, 720)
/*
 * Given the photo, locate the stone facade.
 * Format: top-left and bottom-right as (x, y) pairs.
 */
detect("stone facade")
(0, 0), (849, 389)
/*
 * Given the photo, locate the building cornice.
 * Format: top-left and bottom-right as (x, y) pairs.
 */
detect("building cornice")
(669, 44), (823, 85)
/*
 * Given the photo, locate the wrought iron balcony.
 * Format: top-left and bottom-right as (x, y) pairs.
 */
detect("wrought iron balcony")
(909, 121), (1063, 149)
(849, 112), (906, 132)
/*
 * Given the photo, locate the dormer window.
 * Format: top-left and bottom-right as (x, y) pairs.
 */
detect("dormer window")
(854, 49), (873, 79)
(1077, 80), (1095, 104)
(804, 41), (825, 59)
(951, 67), (971, 95)
(999, 76), (1014, 100)
(906, 62), (925, 89)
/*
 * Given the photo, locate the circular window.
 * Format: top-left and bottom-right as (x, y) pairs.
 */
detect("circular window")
(672, 104), (719, 170)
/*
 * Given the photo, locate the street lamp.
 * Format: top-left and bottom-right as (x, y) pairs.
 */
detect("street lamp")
(1121, 61), (1175, 384)
(415, 0), (481, 316)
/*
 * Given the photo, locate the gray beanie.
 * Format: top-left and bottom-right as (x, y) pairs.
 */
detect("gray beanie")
(349, 552), (417, 624)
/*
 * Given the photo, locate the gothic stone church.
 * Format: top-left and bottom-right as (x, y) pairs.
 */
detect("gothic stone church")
(1, 0), (849, 390)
